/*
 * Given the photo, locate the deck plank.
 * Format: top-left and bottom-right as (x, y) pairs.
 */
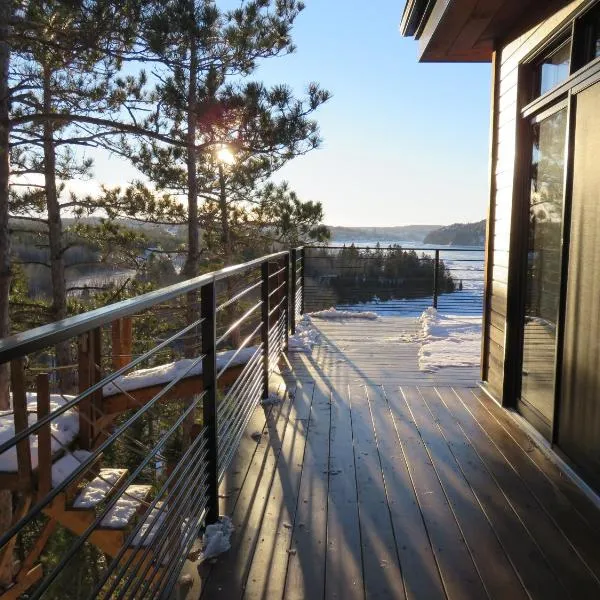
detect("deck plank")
(389, 387), (487, 600)
(200, 382), (299, 598)
(283, 373), (331, 600)
(350, 385), (406, 600)
(445, 387), (600, 597)
(324, 379), (364, 600)
(366, 386), (446, 600)
(243, 375), (312, 600)
(430, 387), (566, 600)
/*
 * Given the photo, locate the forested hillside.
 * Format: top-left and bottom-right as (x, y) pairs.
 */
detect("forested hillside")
(423, 220), (486, 246)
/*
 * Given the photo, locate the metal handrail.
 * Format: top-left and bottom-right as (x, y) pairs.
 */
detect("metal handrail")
(0, 250), (289, 363)
(0, 248), (302, 599)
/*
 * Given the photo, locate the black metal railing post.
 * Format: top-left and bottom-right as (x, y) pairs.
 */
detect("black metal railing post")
(201, 281), (219, 523)
(284, 252), (290, 350)
(300, 247), (305, 314)
(433, 249), (440, 309)
(290, 248), (297, 334)
(261, 260), (270, 399)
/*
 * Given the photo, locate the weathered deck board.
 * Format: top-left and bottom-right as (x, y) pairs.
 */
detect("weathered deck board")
(191, 316), (600, 600)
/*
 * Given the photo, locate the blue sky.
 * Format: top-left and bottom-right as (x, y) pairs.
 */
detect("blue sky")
(93, 1), (492, 227)
(256, 0), (492, 226)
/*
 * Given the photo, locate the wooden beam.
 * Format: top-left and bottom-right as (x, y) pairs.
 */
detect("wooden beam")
(35, 374), (51, 499)
(10, 359), (32, 490)
(0, 564), (43, 600)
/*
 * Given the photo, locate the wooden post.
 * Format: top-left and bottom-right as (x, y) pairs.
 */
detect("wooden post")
(78, 333), (92, 450)
(36, 374), (51, 499)
(77, 329), (102, 450)
(201, 282), (218, 523)
(111, 317), (133, 371)
(10, 359), (32, 490)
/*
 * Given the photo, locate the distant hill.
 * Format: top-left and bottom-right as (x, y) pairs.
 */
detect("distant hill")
(328, 225), (441, 243)
(423, 220), (486, 246)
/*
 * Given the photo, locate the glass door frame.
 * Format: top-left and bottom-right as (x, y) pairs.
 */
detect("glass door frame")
(506, 1), (600, 443)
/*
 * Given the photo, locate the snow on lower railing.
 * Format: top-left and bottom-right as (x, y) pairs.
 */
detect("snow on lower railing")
(102, 347), (259, 397)
(0, 394), (79, 473)
(417, 307), (481, 372)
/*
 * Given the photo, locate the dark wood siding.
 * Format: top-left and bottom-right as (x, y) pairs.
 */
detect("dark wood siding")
(483, 0), (586, 402)
(559, 80), (600, 490)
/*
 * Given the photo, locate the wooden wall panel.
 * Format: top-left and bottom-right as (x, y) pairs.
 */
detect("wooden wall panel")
(483, 0), (586, 404)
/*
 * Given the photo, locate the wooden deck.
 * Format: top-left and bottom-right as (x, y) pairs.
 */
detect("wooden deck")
(187, 317), (600, 600)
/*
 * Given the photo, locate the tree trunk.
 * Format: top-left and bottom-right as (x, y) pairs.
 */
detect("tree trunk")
(0, 5), (15, 590)
(218, 163), (232, 261)
(183, 35), (199, 279)
(0, 0), (11, 412)
(43, 66), (70, 390)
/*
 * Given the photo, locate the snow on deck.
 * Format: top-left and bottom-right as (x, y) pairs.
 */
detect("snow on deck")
(0, 394), (79, 473)
(417, 308), (482, 372)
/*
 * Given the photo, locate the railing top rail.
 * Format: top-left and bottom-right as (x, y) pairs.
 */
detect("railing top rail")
(305, 245), (484, 252)
(0, 250), (290, 364)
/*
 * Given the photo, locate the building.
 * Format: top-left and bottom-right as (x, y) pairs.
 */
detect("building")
(401, 0), (600, 493)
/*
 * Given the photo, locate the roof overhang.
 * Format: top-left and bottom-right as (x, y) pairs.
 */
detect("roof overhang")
(400, 0), (573, 62)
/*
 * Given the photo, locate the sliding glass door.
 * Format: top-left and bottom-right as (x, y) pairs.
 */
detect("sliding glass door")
(518, 106), (567, 435)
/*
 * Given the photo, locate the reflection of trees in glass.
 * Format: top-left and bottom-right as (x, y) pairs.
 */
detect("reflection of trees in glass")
(527, 109), (567, 322)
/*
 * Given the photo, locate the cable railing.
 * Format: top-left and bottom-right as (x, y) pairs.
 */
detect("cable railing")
(303, 245), (485, 317)
(0, 249), (304, 600)
(0, 242), (481, 598)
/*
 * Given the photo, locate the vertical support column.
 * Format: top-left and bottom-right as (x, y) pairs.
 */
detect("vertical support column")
(11, 358), (32, 489)
(36, 374), (52, 499)
(433, 249), (440, 310)
(77, 333), (92, 450)
(201, 281), (219, 524)
(78, 328), (102, 450)
(300, 247), (305, 315)
(111, 317), (133, 370)
(290, 248), (297, 334)
(261, 261), (270, 400)
(284, 252), (290, 350)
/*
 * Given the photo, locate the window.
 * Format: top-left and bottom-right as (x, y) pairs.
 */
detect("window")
(537, 39), (572, 96)
(581, 6), (600, 63)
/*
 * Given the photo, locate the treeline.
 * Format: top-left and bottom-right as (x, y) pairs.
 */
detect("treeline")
(0, 0), (332, 397)
(423, 220), (486, 246)
(306, 244), (455, 306)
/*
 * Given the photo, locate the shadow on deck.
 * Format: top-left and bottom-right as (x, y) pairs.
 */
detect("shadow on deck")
(185, 317), (600, 600)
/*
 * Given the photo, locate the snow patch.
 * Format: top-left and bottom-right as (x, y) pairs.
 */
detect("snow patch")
(417, 308), (481, 372)
(0, 393), (79, 473)
(51, 450), (92, 487)
(131, 504), (166, 547)
(100, 485), (151, 528)
(102, 347), (258, 396)
(198, 516), (234, 563)
(308, 307), (378, 320)
(261, 392), (283, 406)
(73, 469), (127, 508)
(288, 316), (320, 353)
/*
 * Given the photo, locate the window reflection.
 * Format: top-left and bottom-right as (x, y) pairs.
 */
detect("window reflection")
(538, 41), (571, 96)
(521, 108), (567, 423)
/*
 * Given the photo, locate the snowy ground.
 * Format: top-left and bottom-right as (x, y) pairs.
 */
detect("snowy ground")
(416, 308), (482, 372)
